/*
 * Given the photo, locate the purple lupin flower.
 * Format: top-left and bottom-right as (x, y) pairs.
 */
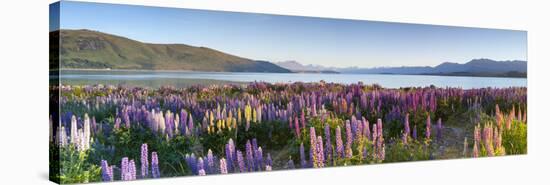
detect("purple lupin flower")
(256, 147), (264, 171)
(364, 118), (371, 141)
(180, 109), (188, 135)
(252, 138), (259, 155)
(220, 158), (228, 174)
(151, 152), (160, 178)
(198, 169), (206, 176)
(324, 123), (332, 164)
(206, 149), (215, 174)
(245, 140), (255, 171)
(345, 121), (353, 158)
(197, 157), (206, 175)
(335, 126), (344, 158)
(300, 142), (307, 168)
(140, 143), (149, 178)
(224, 144), (233, 172)
(185, 153), (197, 175)
(287, 158), (295, 169)
(266, 153), (273, 167)
(404, 113), (410, 141)
(294, 116), (301, 138)
(121, 157), (129, 180)
(129, 159), (137, 180)
(228, 138), (236, 171)
(413, 125), (418, 140)
(114, 117), (121, 130)
(101, 160), (113, 181)
(236, 150), (246, 172)
(301, 109), (306, 129)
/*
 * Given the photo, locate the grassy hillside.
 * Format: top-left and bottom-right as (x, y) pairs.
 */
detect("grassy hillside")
(54, 29), (291, 73)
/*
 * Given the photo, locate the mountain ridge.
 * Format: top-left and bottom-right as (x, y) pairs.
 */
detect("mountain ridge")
(276, 59), (526, 78)
(53, 29), (291, 73)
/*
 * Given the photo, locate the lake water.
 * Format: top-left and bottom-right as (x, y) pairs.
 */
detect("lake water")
(58, 70), (527, 89)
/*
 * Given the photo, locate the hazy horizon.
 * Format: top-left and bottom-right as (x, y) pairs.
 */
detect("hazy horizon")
(52, 1), (527, 68)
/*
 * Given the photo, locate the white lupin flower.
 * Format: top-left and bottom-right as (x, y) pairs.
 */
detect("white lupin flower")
(70, 115), (78, 145)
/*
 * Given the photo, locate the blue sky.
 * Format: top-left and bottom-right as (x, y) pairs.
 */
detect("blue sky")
(52, 1), (527, 68)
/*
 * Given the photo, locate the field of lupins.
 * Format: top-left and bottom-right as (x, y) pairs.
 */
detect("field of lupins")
(49, 81), (527, 183)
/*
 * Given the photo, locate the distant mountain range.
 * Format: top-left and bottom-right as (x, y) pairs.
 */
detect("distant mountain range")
(52, 29), (291, 73)
(276, 59), (527, 78)
(274, 61), (339, 73)
(53, 29), (526, 77)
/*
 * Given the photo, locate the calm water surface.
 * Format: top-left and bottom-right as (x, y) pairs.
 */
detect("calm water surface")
(59, 70), (527, 89)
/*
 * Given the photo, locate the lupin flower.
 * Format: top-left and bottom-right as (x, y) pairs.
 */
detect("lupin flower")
(245, 140), (255, 171)
(425, 115), (431, 140)
(151, 152), (160, 178)
(129, 159), (137, 180)
(404, 113), (411, 136)
(482, 124), (494, 157)
(197, 157), (206, 175)
(266, 153), (272, 168)
(287, 158), (295, 169)
(324, 123), (332, 163)
(309, 127), (317, 165)
(220, 158), (228, 174)
(472, 140), (479, 158)
(364, 118), (371, 141)
(300, 142), (307, 168)
(236, 150), (246, 172)
(70, 115), (78, 146)
(141, 143), (149, 178)
(121, 157), (129, 180)
(315, 136), (325, 168)
(413, 125), (418, 140)
(101, 160), (113, 181)
(207, 149), (215, 174)
(345, 122), (353, 158)
(377, 118), (383, 140)
(335, 126), (344, 158)
(185, 153), (197, 175)
(294, 116), (301, 138)
(256, 147), (264, 171)
(198, 169), (206, 176)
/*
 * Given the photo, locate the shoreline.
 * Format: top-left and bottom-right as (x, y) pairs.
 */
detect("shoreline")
(58, 68), (527, 79)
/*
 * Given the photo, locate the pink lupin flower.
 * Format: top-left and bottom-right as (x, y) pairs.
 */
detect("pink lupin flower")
(335, 126), (344, 158)
(472, 140), (479, 158)
(316, 136), (325, 168)
(425, 115), (431, 140)
(345, 121), (353, 158)
(294, 116), (301, 138)
(220, 158), (228, 174)
(309, 127), (317, 165)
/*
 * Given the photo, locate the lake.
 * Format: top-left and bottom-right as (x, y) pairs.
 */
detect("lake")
(58, 70), (527, 89)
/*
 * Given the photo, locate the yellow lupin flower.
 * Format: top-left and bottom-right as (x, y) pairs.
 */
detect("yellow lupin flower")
(252, 108), (257, 124)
